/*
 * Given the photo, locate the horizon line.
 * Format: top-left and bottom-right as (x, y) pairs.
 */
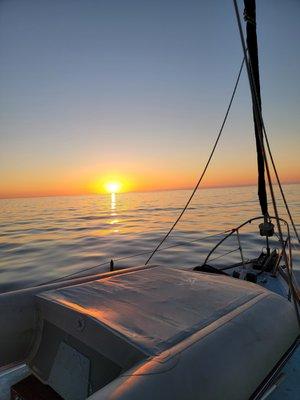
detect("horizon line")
(1, 181), (299, 201)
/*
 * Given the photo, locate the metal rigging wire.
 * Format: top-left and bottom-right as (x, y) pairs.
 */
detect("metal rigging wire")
(37, 54), (245, 287)
(36, 231), (226, 287)
(232, 0), (300, 323)
(144, 56), (245, 265)
(233, 1), (299, 247)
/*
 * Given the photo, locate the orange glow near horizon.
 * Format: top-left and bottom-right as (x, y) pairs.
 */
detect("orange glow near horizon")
(1, 1), (300, 201)
(0, 164), (300, 199)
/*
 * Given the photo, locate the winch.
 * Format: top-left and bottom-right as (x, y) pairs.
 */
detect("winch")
(259, 221), (274, 237)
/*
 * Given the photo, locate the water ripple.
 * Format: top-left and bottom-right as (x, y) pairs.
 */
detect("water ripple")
(0, 185), (299, 292)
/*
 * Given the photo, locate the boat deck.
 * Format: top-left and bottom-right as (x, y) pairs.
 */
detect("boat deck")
(37, 267), (264, 356)
(268, 344), (300, 400)
(0, 363), (29, 400)
(1, 346), (299, 400)
(0, 267), (299, 399)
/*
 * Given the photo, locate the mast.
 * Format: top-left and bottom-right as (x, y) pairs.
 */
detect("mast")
(244, 0), (268, 217)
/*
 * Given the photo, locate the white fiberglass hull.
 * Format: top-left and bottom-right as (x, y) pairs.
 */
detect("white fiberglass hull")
(0, 266), (298, 400)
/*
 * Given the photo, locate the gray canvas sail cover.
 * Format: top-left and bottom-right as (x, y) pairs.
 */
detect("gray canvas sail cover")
(19, 266), (299, 399)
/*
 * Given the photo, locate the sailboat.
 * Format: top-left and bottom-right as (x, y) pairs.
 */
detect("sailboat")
(1, 1), (299, 399)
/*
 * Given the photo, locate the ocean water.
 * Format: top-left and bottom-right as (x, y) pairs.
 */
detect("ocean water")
(0, 184), (299, 293)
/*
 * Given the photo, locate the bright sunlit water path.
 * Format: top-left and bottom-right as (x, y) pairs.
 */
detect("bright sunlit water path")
(0, 184), (299, 293)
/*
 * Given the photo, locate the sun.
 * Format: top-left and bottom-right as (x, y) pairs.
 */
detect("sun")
(90, 176), (130, 194)
(104, 181), (122, 194)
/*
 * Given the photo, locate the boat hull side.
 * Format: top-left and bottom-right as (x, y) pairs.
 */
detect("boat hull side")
(88, 292), (299, 400)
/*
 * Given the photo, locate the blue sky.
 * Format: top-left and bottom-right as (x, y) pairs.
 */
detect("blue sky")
(0, 0), (299, 197)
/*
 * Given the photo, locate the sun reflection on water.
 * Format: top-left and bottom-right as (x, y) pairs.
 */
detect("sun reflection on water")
(1, 185), (300, 292)
(111, 192), (116, 212)
(110, 192), (119, 233)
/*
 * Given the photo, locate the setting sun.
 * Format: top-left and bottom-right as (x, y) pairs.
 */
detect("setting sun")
(89, 175), (132, 195)
(104, 181), (122, 194)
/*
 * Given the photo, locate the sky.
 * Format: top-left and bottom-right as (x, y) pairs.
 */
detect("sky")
(0, 0), (299, 198)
